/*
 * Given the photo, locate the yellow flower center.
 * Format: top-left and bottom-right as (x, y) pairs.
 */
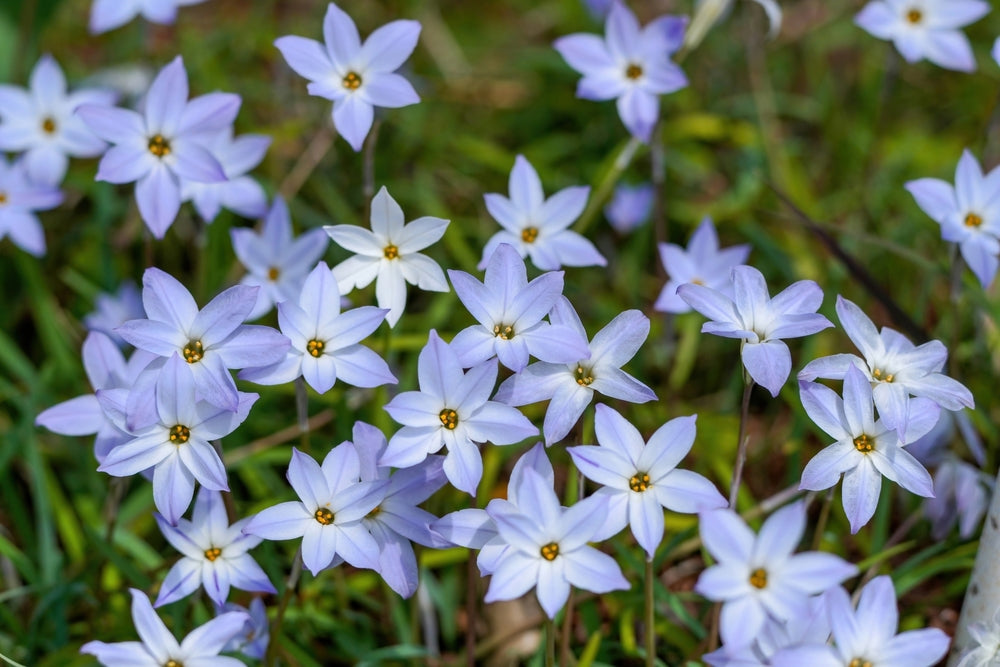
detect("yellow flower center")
(343, 71), (362, 90)
(848, 659), (873, 667)
(307, 339), (325, 358)
(164, 661), (184, 667)
(629, 472), (651, 492)
(169, 424), (190, 444)
(574, 365), (594, 386)
(148, 134), (171, 158)
(204, 547), (222, 562)
(0, 192), (7, 205)
(540, 542), (559, 561)
(625, 63), (643, 79)
(41, 117), (57, 134)
(493, 323), (514, 340)
(268, 266), (280, 281)
(906, 8), (922, 23)
(383, 244), (399, 259)
(439, 408), (459, 430)
(965, 213), (983, 228)
(367, 505), (382, 519)
(314, 507), (335, 525)
(853, 434), (874, 453)
(749, 567), (767, 589)
(183, 340), (204, 364)
(521, 226), (539, 243)
(871, 368), (894, 383)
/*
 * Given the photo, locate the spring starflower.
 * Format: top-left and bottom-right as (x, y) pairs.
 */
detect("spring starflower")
(180, 128), (270, 223)
(90, 0), (209, 34)
(604, 182), (653, 233)
(554, 1), (688, 142)
(0, 54), (115, 186)
(83, 281), (146, 347)
(274, 2), (421, 151)
(325, 186), (449, 327)
(0, 156), (63, 256)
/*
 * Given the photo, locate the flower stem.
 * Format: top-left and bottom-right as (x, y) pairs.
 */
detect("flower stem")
(573, 136), (643, 236)
(645, 557), (656, 667)
(465, 550), (478, 667)
(294, 377), (311, 452)
(363, 118), (382, 219)
(810, 487), (834, 551)
(545, 617), (556, 667)
(729, 379), (755, 507)
(266, 548), (303, 667)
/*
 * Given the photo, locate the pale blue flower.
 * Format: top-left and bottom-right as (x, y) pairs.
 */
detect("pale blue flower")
(221, 598), (269, 660)
(154, 487), (275, 607)
(604, 182), (653, 233)
(798, 365), (937, 534)
(89, 0), (208, 34)
(180, 127), (270, 223)
(654, 216), (750, 314)
(449, 243), (590, 372)
(84, 281), (146, 347)
(274, 2), (421, 151)
(81, 588), (247, 666)
(231, 196), (330, 321)
(495, 297), (655, 445)
(906, 149), (1000, 288)
(483, 468), (629, 619)
(925, 456), (992, 540)
(694, 501), (858, 649)
(568, 404), (726, 559)
(381, 330), (537, 495)
(678, 265), (833, 397)
(77, 56), (237, 238)
(479, 155), (604, 271)
(0, 54), (116, 186)
(0, 155), (62, 256)
(242, 445), (387, 576)
(239, 261), (396, 394)
(554, 1), (687, 142)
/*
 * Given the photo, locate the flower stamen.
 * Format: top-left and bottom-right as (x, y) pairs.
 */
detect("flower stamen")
(183, 340), (204, 364)
(625, 63), (643, 79)
(540, 542), (559, 561)
(493, 324), (514, 340)
(965, 213), (983, 228)
(314, 507), (335, 525)
(41, 117), (57, 134)
(906, 8), (922, 23)
(343, 71), (362, 90)
(871, 368), (894, 383)
(165, 660), (184, 667)
(848, 659), (873, 667)
(0, 192), (7, 205)
(383, 244), (399, 259)
(629, 472), (651, 492)
(307, 339), (325, 358)
(521, 226), (539, 243)
(204, 547), (222, 562)
(575, 365), (594, 386)
(169, 425), (190, 444)
(749, 567), (768, 589)
(267, 266), (280, 281)
(439, 408), (459, 430)
(853, 434), (874, 453)
(148, 134), (171, 158)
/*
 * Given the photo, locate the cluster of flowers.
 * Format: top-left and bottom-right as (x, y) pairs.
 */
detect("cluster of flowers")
(14, 0), (996, 663)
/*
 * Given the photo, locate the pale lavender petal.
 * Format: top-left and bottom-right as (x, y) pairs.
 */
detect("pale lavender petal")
(274, 35), (335, 82)
(741, 340), (791, 397)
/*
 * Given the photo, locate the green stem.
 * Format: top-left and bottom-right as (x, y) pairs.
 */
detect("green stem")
(294, 377), (311, 452)
(545, 617), (556, 667)
(465, 550), (478, 667)
(573, 136), (643, 236)
(267, 549), (303, 667)
(729, 379), (755, 508)
(645, 557), (656, 667)
(810, 487), (834, 551)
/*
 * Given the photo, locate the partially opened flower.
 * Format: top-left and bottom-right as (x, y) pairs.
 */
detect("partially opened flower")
(479, 155), (604, 271)
(684, 0), (782, 51)
(925, 456), (992, 540)
(855, 0), (989, 72)
(325, 186), (449, 327)
(678, 265), (833, 397)
(221, 598), (269, 661)
(554, 2), (688, 142)
(83, 281), (146, 346)
(77, 56), (238, 238)
(274, 2), (420, 151)
(90, 0), (209, 34)
(0, 54), (116, 186)
(604, 182), (653, 233)
(0, 155), (63, 256)
(81, 588), (248, 666)
(180, 127), (270, 223)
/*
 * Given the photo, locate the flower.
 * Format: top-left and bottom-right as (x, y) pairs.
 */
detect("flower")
(83, 281), (146, 346)
(495, 297), (655, 445)
(479, 155), (604, 271)
(230, 196), (330, 321)
(221, 598), (269, 660)
(81, 588), (248, 666)
(684, 0), (782, 51)
(855, 0), (989, 72)
(0, 54), (116, 186)
(180, 127), (270, 223)
(925, 456), (992, 540)
(798, 295), (974, 432)
(449, 243), (590, 372)
(89, 0), (209, 34)
(154, 487), (276, 607)
(274, 2), (420, 151)
(604, 182), (653, 233)
(798, 366), (937, 533)
(116, 267), (289, 412)
(77, 56), (238, 238)
(242, 445), (387, 576)
(694, 501), (858, 649)
(483, 468), (629, 618)
(381, 330), (537, 495)
(905, 149), (1000, 288)
(568, 404), (726, 559)
(0, 155), (62, 256)
(654, 216), (751, 314)
(240, 261), (396, 393)
(553, 1), (688, 142)
(957, 605), (1000, 667)
(678, 265), (833, 397)
(325, 186), (449, 327)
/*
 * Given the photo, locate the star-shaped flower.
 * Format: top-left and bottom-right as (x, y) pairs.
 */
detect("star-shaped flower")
(568, 404), (726, 559)
(154, 487), (276, 607)
(77, 56), (238, 238)
(906, 149), (1000, 288)
(554, 1), (688, 142)
(798, 295), (974, 431)
(604, 182), (653, 234)
(495, 297), (655, 445)
(381, 330), (537, 495)
(83, 281), (146, 347)
(0, 54), (116, 186)
(798, 365), (937, 534)
(239, 261), (396, 394)
(0, 155), (63, 256)
(855, 0), (989, 72)
(449, 243), (590, 372)
(274, 2), (421, 151)
(89, 0), (209, 34)
(694, 501), (858, 649)
(479, 155), (604, 271)
(325, 186), (449, 327)
(81, 588), (248, 666)
(231, 196), (330, 321)
(654, 216), (750, 314)
(678, 265), (833, 397)
(180, 127), (270, 223)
